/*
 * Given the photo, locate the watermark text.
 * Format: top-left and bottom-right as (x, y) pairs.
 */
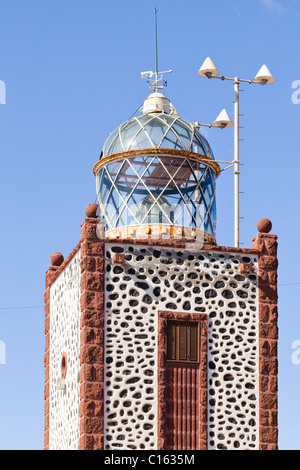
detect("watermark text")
(0, 340), (6, 365)
(0, 80), (6, 105)
(292, 80), (300, 105)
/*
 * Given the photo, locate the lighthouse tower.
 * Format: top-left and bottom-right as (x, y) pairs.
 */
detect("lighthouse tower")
(44, 81), (278, 451)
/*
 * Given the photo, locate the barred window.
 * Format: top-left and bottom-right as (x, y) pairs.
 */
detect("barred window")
(166, 321), (199, 363)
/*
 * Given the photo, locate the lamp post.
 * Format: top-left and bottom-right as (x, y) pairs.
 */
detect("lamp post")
(197, 58), (275, 248)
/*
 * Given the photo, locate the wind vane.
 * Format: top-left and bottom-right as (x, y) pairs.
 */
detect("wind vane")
(141, 7), (173, 92)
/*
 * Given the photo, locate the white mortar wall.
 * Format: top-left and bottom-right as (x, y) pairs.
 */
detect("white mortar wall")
(104, 244), (259, 450)
(49, 249), (81, 450)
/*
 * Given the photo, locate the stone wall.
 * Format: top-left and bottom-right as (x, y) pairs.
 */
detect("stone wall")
(103, 242), (260, 450)
(45, 246), (81, 450)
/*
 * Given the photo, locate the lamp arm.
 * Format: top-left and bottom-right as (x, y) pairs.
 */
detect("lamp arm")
(209, 75), (268, 86)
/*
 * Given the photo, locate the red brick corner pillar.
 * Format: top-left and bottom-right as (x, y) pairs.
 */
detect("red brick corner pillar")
(252, 218), (278, 450)
(79, 205), (105, 450)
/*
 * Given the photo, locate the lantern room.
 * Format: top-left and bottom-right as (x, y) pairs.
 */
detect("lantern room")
(94, 92), (220, 244)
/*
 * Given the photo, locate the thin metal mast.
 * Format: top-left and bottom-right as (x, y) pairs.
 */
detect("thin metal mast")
(234, 78), (240, 248)
(154, 7), (159, 89)
(140, 9), (172, 92)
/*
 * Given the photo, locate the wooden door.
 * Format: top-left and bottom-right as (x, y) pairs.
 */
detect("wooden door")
(164, 321), (200, 450)
(165, 363), (200, 450)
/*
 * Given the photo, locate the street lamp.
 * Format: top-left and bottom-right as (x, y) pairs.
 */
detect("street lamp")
(195, 108), (233, 130)
(197, 57), (275, 248)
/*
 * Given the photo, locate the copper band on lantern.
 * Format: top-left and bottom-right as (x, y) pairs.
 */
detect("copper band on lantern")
(93, 148), (221, 178)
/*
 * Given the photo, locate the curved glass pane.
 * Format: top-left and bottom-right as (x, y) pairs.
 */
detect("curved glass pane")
(120, 120), (144, 151)
(171, 120), (192, 151)
(190, 135), (206, 155)
(145, 116), (171, 147)
(103, 127), (120, 156)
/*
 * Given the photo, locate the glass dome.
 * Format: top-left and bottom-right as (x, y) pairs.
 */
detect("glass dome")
(95, 97), (219, 244)
(101, 113), (214, 160)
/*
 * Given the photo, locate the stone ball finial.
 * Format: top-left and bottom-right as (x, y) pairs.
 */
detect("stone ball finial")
(85, 203), (99, 219)
(257, 218), (272, 234)
(50, 252), (64, 267)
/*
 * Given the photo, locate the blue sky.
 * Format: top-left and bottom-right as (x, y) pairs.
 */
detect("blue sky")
(0, 0), (299, 449)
